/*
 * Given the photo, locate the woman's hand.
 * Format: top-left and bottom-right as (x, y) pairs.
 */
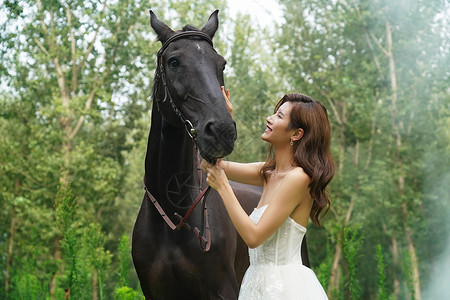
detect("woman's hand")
(201, 159), (229, 192)
(221, 86), (232, 117)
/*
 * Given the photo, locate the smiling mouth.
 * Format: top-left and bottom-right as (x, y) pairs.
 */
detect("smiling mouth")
(265, 125), (272, 132)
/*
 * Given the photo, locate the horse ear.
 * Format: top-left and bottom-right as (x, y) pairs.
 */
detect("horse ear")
(149, 10), (174, 44)
(201, 10), (219, 39)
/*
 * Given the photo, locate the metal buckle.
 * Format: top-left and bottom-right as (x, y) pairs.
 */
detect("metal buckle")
(184, 120), (197, 139)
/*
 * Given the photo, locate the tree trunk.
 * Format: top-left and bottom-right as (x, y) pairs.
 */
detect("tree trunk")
(328, 242), (342, 297)
(327, 195), (356, 298)
(384, 20), (421, 300)
(5, 179), (22, 295)
(32, 4), (115, 297)
(5, 214), (16, 294)
(92, 268), (99, 300)
(328, 140), (358, 297)
(401, 202), (421, 299)
(49, 237), (62, 300)
(327, 98), (352, 297)
(363, 18), (421, 299)
(391, 234), (400, 300)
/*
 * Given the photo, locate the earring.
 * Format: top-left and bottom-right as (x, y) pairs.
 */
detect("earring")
(290, 139), (294, 146)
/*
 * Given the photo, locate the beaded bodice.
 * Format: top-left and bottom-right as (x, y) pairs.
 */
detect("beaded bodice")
(248, 205), (306, 266)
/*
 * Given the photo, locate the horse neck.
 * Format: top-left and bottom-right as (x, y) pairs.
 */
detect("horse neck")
(145, 113), (198, 201)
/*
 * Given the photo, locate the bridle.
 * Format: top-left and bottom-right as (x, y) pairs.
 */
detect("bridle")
(145, 31), (215, 252)
(153, 31), (214, 139)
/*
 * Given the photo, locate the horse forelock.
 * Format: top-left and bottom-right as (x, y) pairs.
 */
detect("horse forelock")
(182, 25), (200, 32)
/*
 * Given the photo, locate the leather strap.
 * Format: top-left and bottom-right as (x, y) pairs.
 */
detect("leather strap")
(144, 179), (212, 251)
(157, 31), (213, 57)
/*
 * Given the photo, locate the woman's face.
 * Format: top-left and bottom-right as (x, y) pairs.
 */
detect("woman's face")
(262, 102), (296, 146)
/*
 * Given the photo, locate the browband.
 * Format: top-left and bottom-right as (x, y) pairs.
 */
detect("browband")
(157, 31), (213, 57)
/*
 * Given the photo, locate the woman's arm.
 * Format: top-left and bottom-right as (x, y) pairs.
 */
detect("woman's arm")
(205, 163), (310, 248)
(217, 160), (264, 186)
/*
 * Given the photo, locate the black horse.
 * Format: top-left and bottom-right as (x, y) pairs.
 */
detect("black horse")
(132, 10), (309, 299)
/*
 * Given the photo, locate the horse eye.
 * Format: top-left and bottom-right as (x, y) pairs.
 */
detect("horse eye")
(168, 58), (180, 69)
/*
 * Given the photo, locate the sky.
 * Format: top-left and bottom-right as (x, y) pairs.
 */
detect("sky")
(0, 1), (284, 30)
(226, 0), (283, 27)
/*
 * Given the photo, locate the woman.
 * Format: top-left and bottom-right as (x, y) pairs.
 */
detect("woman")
(202, 90), (334, 299)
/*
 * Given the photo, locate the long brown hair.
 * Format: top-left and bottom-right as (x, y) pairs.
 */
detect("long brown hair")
(260, 93), (334, 226)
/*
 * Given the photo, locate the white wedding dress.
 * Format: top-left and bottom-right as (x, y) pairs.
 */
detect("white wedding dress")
(239, 205), (328, 299)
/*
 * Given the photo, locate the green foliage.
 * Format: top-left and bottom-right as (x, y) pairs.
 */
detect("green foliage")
(114, 286), (145, 300)
(0, 0), (448, 298)
(8, 258), (49, 299)
(167, 0), (227, 28)
(376, 244), (387, 300)
(342, 226), (364, 300)
(316, 238), (333, 291)
(84, 223), (113, 300)
(400, 250), (416, 300)
(118, 235), (131, 287)
(111, 235), (145, 299)
(55, 184), (89, 298)
(225, 13), (276, 162)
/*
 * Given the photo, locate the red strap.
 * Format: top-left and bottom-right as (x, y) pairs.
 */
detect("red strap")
(176, 186), (210, 230)
(143, 149), (211, 251)
(194, 199), (211, 252)
(145, 187), (177, 230)
(144, 184), (211, 234)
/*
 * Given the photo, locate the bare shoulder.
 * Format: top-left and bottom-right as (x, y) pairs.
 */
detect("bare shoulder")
(274, 167), (311, 203)
(285, 167), (310, 187)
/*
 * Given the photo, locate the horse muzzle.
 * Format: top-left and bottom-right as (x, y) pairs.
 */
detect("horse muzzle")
(197, 120), (237, 163)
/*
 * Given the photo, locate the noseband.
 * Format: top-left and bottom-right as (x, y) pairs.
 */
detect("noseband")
(154, 31), (214, 140)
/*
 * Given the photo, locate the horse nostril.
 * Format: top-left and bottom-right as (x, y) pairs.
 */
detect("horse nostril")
(204, 121), (214, 137)
(200, 120), (236, 158)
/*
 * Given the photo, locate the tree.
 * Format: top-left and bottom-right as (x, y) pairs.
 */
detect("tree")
(351, 1), (446, 298)
(1, 0), (447, 298)
(224, 12), (279, 162)
(0, 1), (246, 297)
(275, 0), (448, 298)
(1, 0), (158, 297)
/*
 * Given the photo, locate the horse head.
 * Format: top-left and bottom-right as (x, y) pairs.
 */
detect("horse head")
(150, 10), (236, 163)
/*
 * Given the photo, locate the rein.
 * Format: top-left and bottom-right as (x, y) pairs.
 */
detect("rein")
(146, 31), (215, 252)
